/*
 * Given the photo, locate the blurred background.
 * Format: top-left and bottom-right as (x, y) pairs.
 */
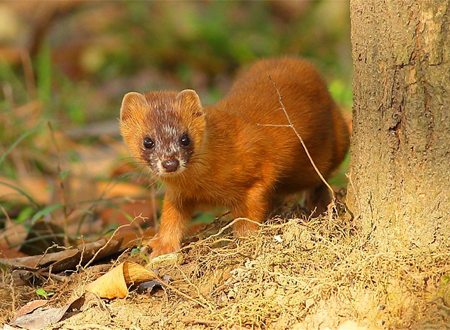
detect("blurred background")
(0, 1), (351, 257)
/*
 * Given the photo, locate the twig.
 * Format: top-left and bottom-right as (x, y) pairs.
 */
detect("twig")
(20, 49), (36, 100)
(176, 264), (220, 314)
(267, 76), (337, 218)
(268, 76), (335, 199)
(346, 172), (360, 212)
(47, 121), (70, 246)
(180, 217), (262, 253)
(182, 317), (253, 329)
(64, 324), (111, 330)
(0, 206), (13, 246)
(82, 218), (137, 269)
(35, 243), (68, 268)
(154, 272), (218, 318)
(181, 318), (221, 325)
(76, 236), (87, 272)
(150, 184), (158, 231)
(8, 273), (16, 314)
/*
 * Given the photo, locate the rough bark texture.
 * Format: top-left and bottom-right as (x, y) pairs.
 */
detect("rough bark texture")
(348, 0), (450, 249)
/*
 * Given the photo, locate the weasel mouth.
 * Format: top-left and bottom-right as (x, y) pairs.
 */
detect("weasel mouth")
(158, 167), (186, 177)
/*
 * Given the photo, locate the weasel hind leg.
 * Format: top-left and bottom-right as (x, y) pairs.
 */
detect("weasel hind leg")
(303, 183), (332, 216)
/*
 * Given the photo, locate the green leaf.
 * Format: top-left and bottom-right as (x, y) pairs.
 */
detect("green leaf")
(31, 203), (63, 224)
(36, 288), (54, 299)
(36, 39), (52, 105)
(120, 210), (135, 222)
(442, 275), (450, 285)
(0, 181), (39, 208)
(0, 262), (7, 272)
(0, 124), (41, 167)
(192, 213), (215, 224)
(141, 253), (149, 264)
(36, 288), (48, 298)
(16, 207), (34, 223)
(131, 247), (141, 256)
(60, 170), (70, 181)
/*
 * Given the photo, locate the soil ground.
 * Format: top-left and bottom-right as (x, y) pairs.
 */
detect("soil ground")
(2, 211), (450, 330)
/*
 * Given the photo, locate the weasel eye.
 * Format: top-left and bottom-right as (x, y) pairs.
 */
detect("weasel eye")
(143, 137), (155, 149)
(180, 134), (191, 147)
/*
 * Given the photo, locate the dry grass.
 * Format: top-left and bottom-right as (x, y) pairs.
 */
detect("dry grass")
(2, 211), (450, 329)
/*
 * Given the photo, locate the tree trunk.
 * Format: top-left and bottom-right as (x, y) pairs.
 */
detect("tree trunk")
(348, 0), (450, 249)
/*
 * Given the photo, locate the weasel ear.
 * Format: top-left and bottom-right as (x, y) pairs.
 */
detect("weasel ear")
(177, 89), (204, 117)
(120, 92), (147, 121)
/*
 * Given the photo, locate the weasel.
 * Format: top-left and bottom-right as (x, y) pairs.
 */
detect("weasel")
(120, 58), (350, 258)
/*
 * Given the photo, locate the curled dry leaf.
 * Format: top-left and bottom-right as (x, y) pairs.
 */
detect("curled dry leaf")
(85, 261), (158, 299)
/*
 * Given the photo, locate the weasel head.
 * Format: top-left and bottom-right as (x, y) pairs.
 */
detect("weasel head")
(120, 89), (206, 177)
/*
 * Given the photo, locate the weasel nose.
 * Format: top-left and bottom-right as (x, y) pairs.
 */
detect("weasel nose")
(161, 159), (179, 172)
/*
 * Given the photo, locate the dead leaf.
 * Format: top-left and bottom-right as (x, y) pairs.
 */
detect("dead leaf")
(0, 244), (28, 259)
(100, 198), (159, 227)
(10, 300), (47, 323)
(19, 220), (65, 256)
(86, 261), (158, 299)
(0, 176), (49, 205)
(0, 220), (28, 250)
(137, 275), (170, 294)
(11, 305), (70, 330)
(97, 181), (146, 199)
(0, 238), (124, 273)
(10, 295), (86, 330)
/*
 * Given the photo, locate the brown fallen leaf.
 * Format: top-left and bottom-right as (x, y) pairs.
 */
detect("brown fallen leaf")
(11, 305), (70, 330)
(97, 181), (146, 199)
(10, 300), (47, 323)
(0, 238), (123, 273)
(0, 220), (28, 250)
(19, 220), (65, 256)
(0, 176), (50, 205)
(0, 244), (28, 259)
(85, 261), (158, 299)
(100, 197), (159, 227)
(10, 295), (87, 330)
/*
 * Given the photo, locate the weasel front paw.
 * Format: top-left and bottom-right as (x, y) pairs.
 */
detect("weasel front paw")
(148, 236), (180, 259)
(233, 218), (260, 237)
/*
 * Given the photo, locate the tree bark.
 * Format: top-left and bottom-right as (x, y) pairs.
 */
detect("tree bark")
(348, 0), (450, 249)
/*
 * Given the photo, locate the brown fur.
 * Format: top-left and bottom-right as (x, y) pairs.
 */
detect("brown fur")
(120, 58), (350, 258)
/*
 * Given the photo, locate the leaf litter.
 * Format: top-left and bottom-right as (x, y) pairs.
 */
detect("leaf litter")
(2, 210), (450, 329)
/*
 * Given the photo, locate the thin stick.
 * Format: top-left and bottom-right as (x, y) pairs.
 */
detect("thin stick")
(47, 121), (70, 246)
(175, 264), (225, 322)
(64, 324), (111, 330)
(268, 76), (336, 202)
(0, 206), (12, 246)
(82, 219), (136, 269)
(153, 272), (217, 317)
(180, 217), (261, 253)
(181, 318), (220, 325)
(150, 184), (158, 231)
(20, 49), (37, 100)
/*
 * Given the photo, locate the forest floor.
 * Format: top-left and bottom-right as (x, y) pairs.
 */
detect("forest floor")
(2, 207), (450, 330)
(3, 2), (440, 328)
